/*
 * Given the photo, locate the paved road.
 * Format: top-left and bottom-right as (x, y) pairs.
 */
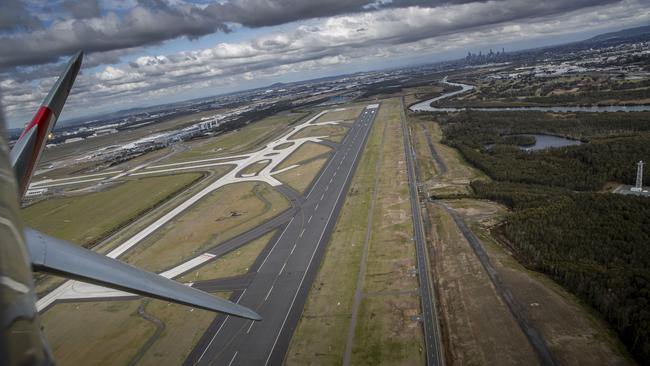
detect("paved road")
(423, 128), (447, 176)
(185, 104), (379, 366)
(399, 97), (445, 366)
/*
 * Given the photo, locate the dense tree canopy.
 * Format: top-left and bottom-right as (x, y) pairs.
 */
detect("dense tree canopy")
(431, 110), (650, 362)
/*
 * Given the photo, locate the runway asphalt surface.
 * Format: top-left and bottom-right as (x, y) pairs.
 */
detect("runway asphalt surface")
(184, 104), (379, 366)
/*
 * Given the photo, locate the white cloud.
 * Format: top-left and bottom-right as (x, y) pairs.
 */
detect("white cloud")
(2, 0), (649, 127)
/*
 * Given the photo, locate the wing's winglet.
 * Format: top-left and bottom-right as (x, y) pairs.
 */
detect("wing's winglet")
(11, 52), (83, 197)
(24, 228), (261, 320)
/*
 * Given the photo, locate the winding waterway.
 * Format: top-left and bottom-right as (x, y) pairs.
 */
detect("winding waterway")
(409, 78), (650, 113)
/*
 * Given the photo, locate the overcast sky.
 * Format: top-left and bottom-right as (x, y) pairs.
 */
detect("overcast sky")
(1, 0), (648, 128)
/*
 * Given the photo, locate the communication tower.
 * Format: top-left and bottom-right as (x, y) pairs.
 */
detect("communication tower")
(631, 160), (644, 192)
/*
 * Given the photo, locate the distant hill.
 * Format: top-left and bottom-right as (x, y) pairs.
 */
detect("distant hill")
(586, 25), (650, 43)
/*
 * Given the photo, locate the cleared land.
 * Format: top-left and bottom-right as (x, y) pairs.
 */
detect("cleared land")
(439, 199), (632, 365)
(22, 173), (204, 248)
(426, 201), (538, 365)
(179, 230), (276, 282)
(121, 181), (290, 273)
(412, 117), (486, 196)
(286, 98), (424, 366)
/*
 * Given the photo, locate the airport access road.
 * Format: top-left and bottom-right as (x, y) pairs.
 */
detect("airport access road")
(400, 97), (445, 366)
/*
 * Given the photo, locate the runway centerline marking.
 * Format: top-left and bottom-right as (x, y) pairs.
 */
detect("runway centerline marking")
(264, 107), (375, 366)
(264, 285), (274, 302)
(227, 351), (238, 366)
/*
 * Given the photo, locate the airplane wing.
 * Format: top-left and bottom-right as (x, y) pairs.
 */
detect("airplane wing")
(10, 51), (82, 197)
(25, 228), (260, 319)
(11, 52), (261, 321)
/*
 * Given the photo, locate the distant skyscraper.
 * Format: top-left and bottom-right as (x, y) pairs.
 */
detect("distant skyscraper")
(631, 160), (644, 192)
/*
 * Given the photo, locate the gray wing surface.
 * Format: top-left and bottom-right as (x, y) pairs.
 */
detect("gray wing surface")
(11, 51), (261, 321)
(25, 228), (261, 320)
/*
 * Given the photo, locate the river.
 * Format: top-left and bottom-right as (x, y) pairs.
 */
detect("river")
(409, 78), (650, 113)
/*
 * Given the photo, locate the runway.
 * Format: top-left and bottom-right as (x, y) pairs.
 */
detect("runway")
(184, 104), (379, 365)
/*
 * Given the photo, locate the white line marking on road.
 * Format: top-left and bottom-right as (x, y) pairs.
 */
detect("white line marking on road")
(308, 215), (312, 223)
(315, 203), (319, 210)
(227, 351), (238, 366)
(264, 109), (373, 366)
(299, 229), (305, 238)
(290, 243), (297, 255)
(259, 217), (294, 270)
(279, 262), (287, 275)
(246, 321), (255, 334)
(264, 285), (274, 302)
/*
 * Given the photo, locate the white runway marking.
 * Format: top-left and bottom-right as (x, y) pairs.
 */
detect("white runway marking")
(36, 105), (377, 319)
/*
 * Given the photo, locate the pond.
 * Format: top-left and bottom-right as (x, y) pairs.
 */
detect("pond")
(486, 134), (582, 151)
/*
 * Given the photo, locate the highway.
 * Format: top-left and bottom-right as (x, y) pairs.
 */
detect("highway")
(184, 104), (379, 365)
(399, 97), (445, 366)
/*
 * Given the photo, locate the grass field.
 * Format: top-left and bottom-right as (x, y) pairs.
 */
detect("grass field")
(121, 182), (289, 273)
(41, 294), (229, 366)
(352, 98), (423, 365)
(315, 106), (364, 122)
(179, 230), (276, 282)
(286, 99), (424, 366)
(42, 300), (155, 366)
(240, 160), (271, 176)
(132, 299), (219, 366)
(167, 111), (309, 162)
(290, 124), (349, 142)
(275, 142), (332, 170)
(274, 141), (332, 193)
(285, 101), (384, 366)
(22, 173), (204, 248)
(276, 157), (329, 194)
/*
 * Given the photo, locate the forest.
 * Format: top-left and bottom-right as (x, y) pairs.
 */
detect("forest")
(437, 111), (650, 190)
(431, 110), (650, 363)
